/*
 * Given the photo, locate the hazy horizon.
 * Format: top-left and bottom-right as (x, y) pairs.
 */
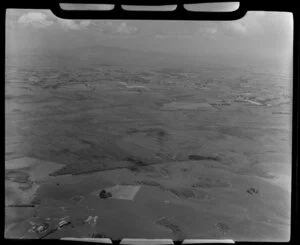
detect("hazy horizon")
(6, 9), (293, 71)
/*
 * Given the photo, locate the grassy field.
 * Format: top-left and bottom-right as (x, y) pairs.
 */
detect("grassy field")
(5, 56), (291, 241)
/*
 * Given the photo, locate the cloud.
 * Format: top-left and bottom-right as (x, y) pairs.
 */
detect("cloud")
(116, 22), (138, 35)
(154, 34), (193, 39)
(89, 21), (139, 36)
(198, 26), (218, 37)
(197, 21), (247, 38)
(17, 12), (53, 28)
(154, 24), (195, 39)
(230, 22), (247, 33)
(57, 19), (91, 30)
(254, 11), (266, 17)
(57, 19), (79, 30)
(15, 10), (136, 35)
(217, 12), (265, 37)
(79, 20), (91, 28)
(221, 22), (247, 36)
(196, 12), (265, 38)
(196, 21), (219, 38)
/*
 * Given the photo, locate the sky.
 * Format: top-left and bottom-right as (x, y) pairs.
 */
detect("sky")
(5, 7), (293, 70)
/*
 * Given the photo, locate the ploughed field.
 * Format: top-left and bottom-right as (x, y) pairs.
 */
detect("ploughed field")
(5, 57), (291, 241)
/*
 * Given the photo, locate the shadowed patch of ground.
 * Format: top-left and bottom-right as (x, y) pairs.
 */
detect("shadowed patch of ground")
(192, 177), (231, 188)
(155, 217), (186, 239)
(188, 155), (220, 161)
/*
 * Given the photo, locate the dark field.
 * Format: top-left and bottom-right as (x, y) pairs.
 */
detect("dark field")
(5, 54), (291, 241)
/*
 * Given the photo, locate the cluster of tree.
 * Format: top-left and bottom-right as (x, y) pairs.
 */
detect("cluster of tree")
(99, 190), (112, 199)
(246, 187), (259, 195)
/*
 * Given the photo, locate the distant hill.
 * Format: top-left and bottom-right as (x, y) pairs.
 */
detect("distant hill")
(7, 43), (281, 72)
(6, 43), (217, 71)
